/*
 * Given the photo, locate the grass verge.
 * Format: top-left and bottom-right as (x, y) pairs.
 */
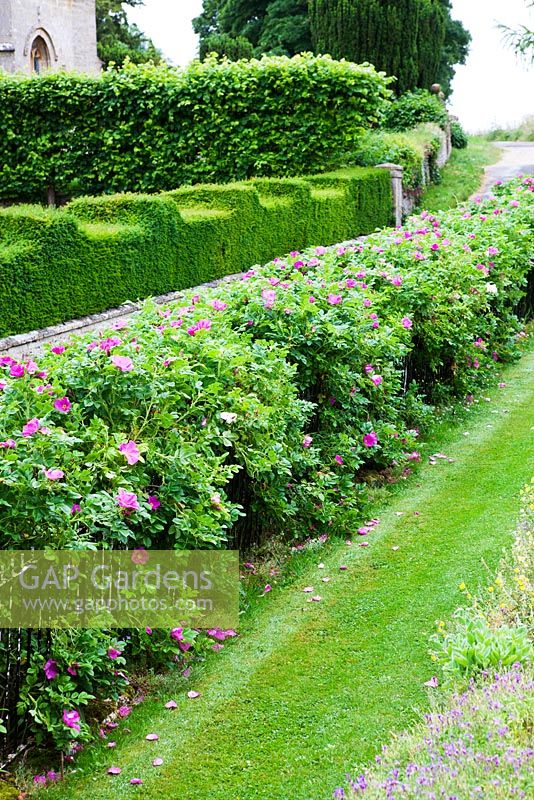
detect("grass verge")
(44, 344), (534, 800)
(420, 136), (501, 212)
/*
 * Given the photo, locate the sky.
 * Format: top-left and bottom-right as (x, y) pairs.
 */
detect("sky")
(127, 0), (534, 133)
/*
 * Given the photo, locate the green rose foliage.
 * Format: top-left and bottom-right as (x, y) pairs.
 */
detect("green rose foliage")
(16, 630), (127, 749)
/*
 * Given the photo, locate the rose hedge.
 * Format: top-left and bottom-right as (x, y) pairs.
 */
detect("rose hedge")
(0, 55), (392, 204)
(1, 178), (532, 554)
(0, 176), (532, 755)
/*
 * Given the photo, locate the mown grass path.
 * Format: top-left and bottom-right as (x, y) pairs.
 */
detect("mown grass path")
(48, 347), (534, 800)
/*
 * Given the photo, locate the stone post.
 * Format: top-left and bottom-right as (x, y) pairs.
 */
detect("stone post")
(376, 163), (404, 227)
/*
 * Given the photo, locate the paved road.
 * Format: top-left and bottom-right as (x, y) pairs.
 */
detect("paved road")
(479, 141), (534, 196)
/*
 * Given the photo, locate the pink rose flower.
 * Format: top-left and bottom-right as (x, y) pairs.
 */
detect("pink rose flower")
(327, 293), (342, 305)
(116, 488), (140, 511)
(118, 440), (141, 465)
(44, 468), (64, 481)
(44, 659), (59, 680)
(22, 418), (40, 437)
(54, 396), (71, 413)
(63, 709), (81, 731)
(9, 363), (25, 378)
(111, 355), (134, 372)
(363, 432), (378, 448)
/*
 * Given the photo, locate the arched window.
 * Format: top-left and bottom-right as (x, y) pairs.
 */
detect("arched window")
(30, 36), (50, 74)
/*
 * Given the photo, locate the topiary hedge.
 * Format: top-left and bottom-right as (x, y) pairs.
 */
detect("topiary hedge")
(0, 168), (392, 338)
(0, 55), (392, 204)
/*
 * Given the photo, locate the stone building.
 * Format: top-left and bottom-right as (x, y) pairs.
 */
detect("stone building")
(0, 0), (100, 75)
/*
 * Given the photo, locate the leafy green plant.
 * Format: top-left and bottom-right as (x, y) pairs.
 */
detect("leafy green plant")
(451, 119), (468, 149)
(199, 33), (254, 60)
(0, 55), (392, 203)
(17, 631), (128, 751)
(383, 89), (449, 131)
(350, 123), (444, 189)
(431, 608), (532, 677)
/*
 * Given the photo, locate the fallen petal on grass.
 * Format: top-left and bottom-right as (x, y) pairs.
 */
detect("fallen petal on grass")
(152, 758), (164, 767)
(107, 767), (121, 775)
(145, 733), (159, 741)
(187, 691), (201, 699)
(164, 700), (177, 709)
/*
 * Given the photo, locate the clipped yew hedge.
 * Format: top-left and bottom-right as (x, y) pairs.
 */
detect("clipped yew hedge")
(0, 167), (392, 338)
(0, 55), (392, 204)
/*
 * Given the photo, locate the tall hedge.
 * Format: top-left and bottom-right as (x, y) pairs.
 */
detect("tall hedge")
(0, 55), (392, 204)
(0, 167), (392, 337)
(309, 0), (446, 95)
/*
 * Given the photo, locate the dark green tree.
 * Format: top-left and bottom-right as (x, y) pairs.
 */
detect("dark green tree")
(219, 0), (270, 47)
(193, 0), (222, 42)
(199, 32), (255, 60)
(193, 0), (311, 58)
(309, 0), (450, 94)
(256, 0), (312, 54)
(193, 0), (468, 89)
(311, 0), (472, 96)
(96, 0), (163, 68)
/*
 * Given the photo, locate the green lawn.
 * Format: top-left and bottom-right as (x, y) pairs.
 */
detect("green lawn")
(420, 137), (501, 212)
(43, 341), (534, 800)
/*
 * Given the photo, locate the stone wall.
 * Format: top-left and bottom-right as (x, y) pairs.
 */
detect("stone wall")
(379, 123), (453, 223)
(0, 0), (100, 75)
(404, 124), (451, 216)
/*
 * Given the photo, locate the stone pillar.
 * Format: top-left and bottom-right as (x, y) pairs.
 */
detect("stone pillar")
(376, 163), (404, 228)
